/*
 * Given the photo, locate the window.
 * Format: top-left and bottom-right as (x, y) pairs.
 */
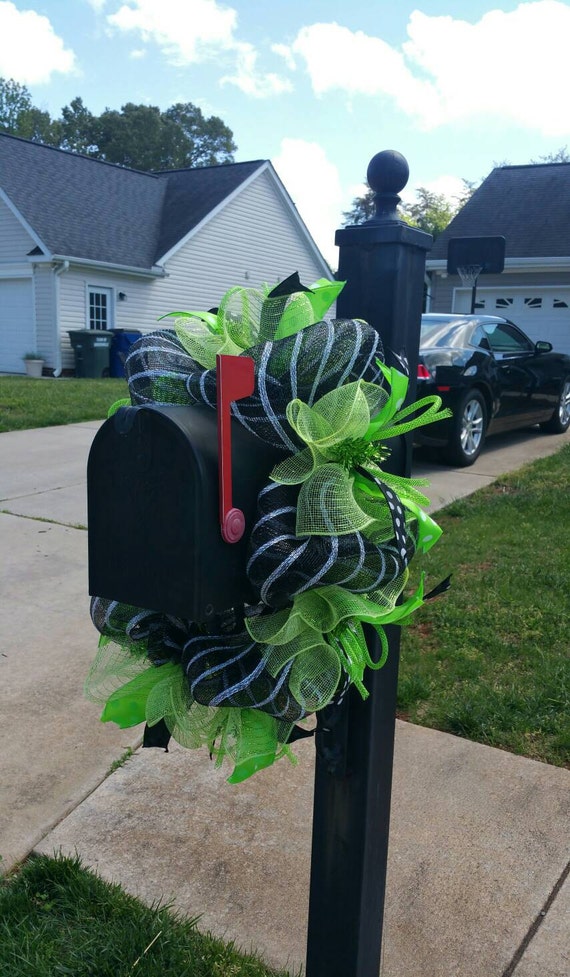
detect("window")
(482, 321), (534, 353)
(553, 298), (569, 308)
(524, 297), (542, 309)
(495, 297), (513, 309)
(88, 287), (113, 330)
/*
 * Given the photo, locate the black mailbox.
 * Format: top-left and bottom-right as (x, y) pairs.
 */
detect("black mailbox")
(87, 403), (279, 621)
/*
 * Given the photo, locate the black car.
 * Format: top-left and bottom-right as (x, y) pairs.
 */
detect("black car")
(416, 314), (570, 466)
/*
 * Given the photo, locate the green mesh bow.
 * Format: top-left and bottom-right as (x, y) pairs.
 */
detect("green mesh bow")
(247, 573), (426, 703)
(270, 364), (450, 548)
(158, 274), (345, 369)
(85, 637), (296, 783)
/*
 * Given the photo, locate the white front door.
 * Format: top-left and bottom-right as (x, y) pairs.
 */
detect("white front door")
(0, 278), (35, 373)
(88, 286), (114, 331)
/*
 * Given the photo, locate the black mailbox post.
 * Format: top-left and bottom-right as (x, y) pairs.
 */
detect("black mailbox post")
(305, 151), (433, 977)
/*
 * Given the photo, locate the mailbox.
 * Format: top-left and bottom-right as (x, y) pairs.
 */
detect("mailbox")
(88, 402), (280, 621)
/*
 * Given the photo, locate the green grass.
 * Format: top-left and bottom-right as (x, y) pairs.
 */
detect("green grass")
(399, 445), (570, 767)
(0, 854), (295, 977)
(0, 376), (128, 432)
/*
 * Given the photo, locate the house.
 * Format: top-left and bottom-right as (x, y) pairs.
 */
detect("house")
(0, 133), (331, 375)
(426, 162), (570, 354)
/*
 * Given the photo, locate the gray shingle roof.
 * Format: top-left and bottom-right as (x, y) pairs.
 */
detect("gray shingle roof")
(154, 160), (266, 260)
(0, 134), (265, 269)
(429, 163), (570, 261)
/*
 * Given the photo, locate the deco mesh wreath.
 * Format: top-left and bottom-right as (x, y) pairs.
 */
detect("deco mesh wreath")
(85, 274), (451, 782)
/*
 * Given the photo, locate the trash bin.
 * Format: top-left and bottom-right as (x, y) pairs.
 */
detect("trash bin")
(68, 330), (112, 378)
(109, 329), (142, 378)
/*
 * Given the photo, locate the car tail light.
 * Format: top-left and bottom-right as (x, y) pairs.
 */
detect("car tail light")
(417, 363), (432, 380)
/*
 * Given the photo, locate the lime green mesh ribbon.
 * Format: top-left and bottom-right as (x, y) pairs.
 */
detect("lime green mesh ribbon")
(270, 364), (451, 548)
(247, 573), (425, 703)
(85, 637), (296, 783)
(157, 276), (345, 369)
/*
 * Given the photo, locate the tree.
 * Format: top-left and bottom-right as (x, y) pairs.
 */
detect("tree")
(341, 189), (376, 226)
(59, 97), (98, 154)
(341, 182), (477, 240)
(0, 77), (32, 132)
(162, 102), (236, 168)
(0, 79), (237, 171)
(95, 102), (172, 170)
(400, 187), (457, 239)
(531, 146), (570, 163)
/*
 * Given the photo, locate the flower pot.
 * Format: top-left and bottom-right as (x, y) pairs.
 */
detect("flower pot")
(24, 359), (44, 378)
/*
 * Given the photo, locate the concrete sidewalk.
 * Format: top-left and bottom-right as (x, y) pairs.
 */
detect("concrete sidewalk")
(1, 420), (569, 976)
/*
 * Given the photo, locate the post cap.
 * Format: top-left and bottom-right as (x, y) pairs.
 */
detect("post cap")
(366, 150), (409, 195)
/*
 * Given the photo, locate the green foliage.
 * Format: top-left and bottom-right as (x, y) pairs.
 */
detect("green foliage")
(341, 190), (377, 226)
(341, 179), (478, 239)
(399, 446), (570, 767)
(0, 76), (236, 170)
(0, 853), (294, 977)
(0, 77), (32, 130)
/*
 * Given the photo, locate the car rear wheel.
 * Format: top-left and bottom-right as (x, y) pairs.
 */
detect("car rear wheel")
(444, 388), (487, 466)
(540, 377), (570, 434)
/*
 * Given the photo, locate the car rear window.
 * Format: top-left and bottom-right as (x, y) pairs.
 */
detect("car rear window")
(420, 319), (474, 348)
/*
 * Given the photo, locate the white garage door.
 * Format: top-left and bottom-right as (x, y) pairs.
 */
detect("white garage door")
(0, 278), (35, 373)
(453, 287), (570, 354)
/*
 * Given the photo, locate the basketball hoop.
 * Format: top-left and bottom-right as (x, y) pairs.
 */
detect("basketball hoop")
(456, 264), (482, 314)
(456, 264), (483, 289)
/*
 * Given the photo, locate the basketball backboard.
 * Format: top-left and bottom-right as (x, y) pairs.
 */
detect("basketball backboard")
(447, 236), (506, 276)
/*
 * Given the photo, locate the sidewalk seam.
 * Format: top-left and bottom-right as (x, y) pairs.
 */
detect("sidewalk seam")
(501, 858), (570, 977)
(0, 509), (86, 530)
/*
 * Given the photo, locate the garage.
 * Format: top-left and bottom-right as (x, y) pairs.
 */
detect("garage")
(0, 278), (35, 374)
(453, 287), (570, 354)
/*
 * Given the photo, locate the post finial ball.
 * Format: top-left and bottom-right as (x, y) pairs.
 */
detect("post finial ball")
(367, 150), (409, 195)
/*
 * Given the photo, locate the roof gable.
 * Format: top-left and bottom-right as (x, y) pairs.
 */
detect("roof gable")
(429, 163), (570, 261)
(154, 159), (265, 261)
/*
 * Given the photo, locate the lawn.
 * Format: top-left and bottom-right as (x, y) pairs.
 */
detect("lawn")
(399, 444), (570, 768)
(0, 854), (294, 977)
(0, 376), (128, 432)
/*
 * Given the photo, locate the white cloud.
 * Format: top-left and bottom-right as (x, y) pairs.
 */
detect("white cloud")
(85, 0), (108, 10)
(287, 2), (570, 136)
(108, 0), (291, 98)
(221, 41), (293, 97)
(401, 174), (467, 207)
(129, 48), (146, 59)
(0, 1), (76, 84)
(271, 42), (297, 71)
(108, 0), (236, 64)
(273, 138), (343, 267)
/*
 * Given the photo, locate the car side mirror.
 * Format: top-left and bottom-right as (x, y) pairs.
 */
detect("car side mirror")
(535, 340), (553, 353)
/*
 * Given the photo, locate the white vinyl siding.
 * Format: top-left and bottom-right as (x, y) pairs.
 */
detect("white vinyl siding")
(33, 264), (56, 366)
(0, 196), (36, 261)
(0, 278), (35, 372)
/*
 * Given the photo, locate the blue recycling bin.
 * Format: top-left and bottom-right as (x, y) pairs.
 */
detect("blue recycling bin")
(109, 329), (142, 378)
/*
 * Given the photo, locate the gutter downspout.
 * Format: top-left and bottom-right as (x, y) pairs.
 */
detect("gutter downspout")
(53, 261), (69, 378)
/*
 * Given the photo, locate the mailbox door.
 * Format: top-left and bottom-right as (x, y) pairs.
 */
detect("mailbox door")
(88, 404), (282, 621)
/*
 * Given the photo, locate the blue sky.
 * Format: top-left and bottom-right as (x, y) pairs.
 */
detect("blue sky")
(1, 0), (568, 265)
